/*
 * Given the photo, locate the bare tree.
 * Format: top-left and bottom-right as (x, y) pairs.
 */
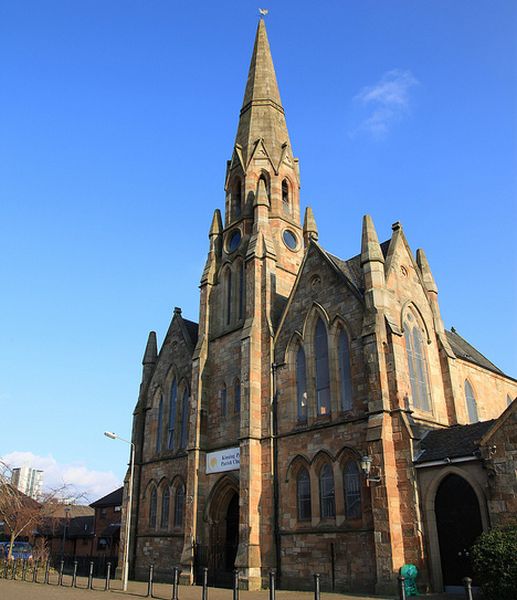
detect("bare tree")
(0, 461), (80, 560)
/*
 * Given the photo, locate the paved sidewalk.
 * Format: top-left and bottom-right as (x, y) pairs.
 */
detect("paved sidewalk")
(0, 577), (463, 600)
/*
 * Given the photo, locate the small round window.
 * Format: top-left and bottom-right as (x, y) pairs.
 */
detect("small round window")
(227, 229), (241, 253)
(283, 229), (298, 250)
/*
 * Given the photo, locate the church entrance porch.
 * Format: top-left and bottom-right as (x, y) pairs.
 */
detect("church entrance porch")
(435, 474), (483, 593)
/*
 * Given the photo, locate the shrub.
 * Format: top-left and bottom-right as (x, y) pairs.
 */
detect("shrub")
(471, 526), (517, 600)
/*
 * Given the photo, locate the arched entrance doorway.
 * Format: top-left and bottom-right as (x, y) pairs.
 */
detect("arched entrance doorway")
(205, 478), (240, 588)
(435, 474), (483, 590)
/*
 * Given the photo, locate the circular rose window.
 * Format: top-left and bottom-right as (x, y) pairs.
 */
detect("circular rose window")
(282, 229), (298, 250)
(227, 229), (241, 253)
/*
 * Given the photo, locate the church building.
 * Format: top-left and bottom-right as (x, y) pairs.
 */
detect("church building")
(122, 19), (517, 594)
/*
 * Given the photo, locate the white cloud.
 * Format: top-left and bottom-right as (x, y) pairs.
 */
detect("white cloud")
(1, 451), (121, 503)
(352, 69), (419, 138)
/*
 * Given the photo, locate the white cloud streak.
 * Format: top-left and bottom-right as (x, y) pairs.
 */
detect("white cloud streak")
(353, 69), (419, 138)
(1, 451), (121, 503)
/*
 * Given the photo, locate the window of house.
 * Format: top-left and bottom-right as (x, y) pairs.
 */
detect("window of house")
(465, 380), (478, 423)
(338, 329), (353, 412)
(344, 461), (361, 519)
(97, 537), (109, 550)
(149, 487), (157, 529)
(315, 319), (331, 415)
(174, 484), (185, 527)
(282, 179), (289, 212)
(296, 346), (307, 423)
(220, 385), (227, 416)
(179, 388), (189, 450)
(319, 464), (335, 518)
(404, 318), (431, 412)
(296, 468), (311, 521)
(156, 395), (164, 452)
(234, 379), (241, 413)
(100, 508), (107, 520)
(160, 487), (170, 529)
(168, 379), (177, 450)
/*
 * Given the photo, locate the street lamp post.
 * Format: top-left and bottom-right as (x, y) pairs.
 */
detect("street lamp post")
(104, 431), (135, 592)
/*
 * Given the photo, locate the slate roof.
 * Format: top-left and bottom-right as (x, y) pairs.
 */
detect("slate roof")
(90, 487), (123, 508)
(445, 329), (504, 376)
(415, 420), (495, 464)
(183, 318), (199, 347)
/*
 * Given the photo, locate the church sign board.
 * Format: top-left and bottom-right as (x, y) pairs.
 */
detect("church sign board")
(206, 447), (240, 474)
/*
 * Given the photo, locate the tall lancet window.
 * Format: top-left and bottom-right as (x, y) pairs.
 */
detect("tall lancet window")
(404, 315), (431, 412)
(238, 261), (245, 320)
(296, 346), (307, 422)
(282, 179), (289, 212)
(156, 395), (164, 452)
(149, 487), (157, 529)
(315, 319), (331, 415)
(168, 379), (177, 450)
(319, 464), (335, 518)
(465, 380), (478, 423)
(225, 268), (232, 325)
(338, 329), (353, 412)
(344, 462), (361, 519)
(233, 179), (242, 219)
(160, 487), (170, 529)
(179, 388), (189, 450)
(296, 467), (311, 521)
(174, 483), (185, 527)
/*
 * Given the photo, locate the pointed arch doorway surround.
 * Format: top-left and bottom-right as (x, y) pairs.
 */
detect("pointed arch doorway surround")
(206, 476), (240, 588)
(434, 474), (483, 592)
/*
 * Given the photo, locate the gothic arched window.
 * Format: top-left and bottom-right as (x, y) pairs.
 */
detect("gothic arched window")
(225, 268), (232, 325)
(234, 379), (241, 414)
(296, 346), (307, 423)
(179, 388), (189, 450)
(319, 463), (335, 518)
(338, 329), (353, 412)
(282, 179), (289, 212)
(168, 379), (177, 450)
(296, 467), (311, 521)
(156, 395), (164, 452)
(220, 384), (227, 417)
(233, 178), (242, 219)
(174, 483), (185, 527)
(465, 380), (478, 423)
(238, 261), (245, 321)
(149, 487), (157, 529)
(160, 487), (170, 529)
(344, 461), (361, 519)
(315, 319), (331, 415)
(404, 317), (431, 411)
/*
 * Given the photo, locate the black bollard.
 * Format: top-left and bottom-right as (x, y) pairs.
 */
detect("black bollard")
(313, 573), (320, 600)
(463, 577), (474, 600)
(269, 570), (276, 600)
(105, 562), (111, 591)
(201, 567), (208, 600)
(398, 575), (407, 600)
(22, 559), (28, 581)
(72, 560), (78, 588)
(147, 564), (154, 597)
(88, 560), (94, 589)
(33, 559), (39, 583)
(44, 560), (50, 584)
(171, 566), (180, 600)
(59, 559), (64, 586)
(233, 569), (239, 600)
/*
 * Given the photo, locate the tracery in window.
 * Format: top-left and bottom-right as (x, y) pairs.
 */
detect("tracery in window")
(156, 395), (164, 452)
(319, 464), (335, 518)
(315, 319), (331, 415)
(179, 388), (189, 450)
(168, 379), (177, 450)
(296, 467), (311, 521)
(174, 484), (185, 527)
(338, 329), (353, 411)
(465, 380), (478, 423)
(160, 487), (170, 529)
(344, 462), (361, 519)
(296, 346), (307, 422)
(149, 487), (157, 529)
(404, 316), (431, 411)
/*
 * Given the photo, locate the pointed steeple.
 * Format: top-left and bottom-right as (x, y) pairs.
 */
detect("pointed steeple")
(209, 208), (222, 238)
(235, 19), (292, 165)
(416, 248), (438, 294)
(303, 207), (318, 245)
(142, 331), (157, 366)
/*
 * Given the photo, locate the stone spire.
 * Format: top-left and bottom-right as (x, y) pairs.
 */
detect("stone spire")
(303, 206), (318, 245)
(235, 18), (292, 165)
(142, 331), (157, 366)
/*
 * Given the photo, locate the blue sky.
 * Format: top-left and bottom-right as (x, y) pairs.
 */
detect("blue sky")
(1, 1), (515, 500)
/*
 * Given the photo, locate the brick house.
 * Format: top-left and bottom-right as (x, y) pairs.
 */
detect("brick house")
(121, 18), (517, 594)
(90, 487), (122, 563)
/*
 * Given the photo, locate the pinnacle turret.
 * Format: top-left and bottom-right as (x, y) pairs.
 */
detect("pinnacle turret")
(303, 207), (318, 245)
(416, 248), (438, 294)
(361, 215), (384, 266)
(142, 331), (157, 365)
